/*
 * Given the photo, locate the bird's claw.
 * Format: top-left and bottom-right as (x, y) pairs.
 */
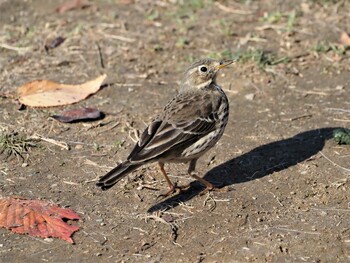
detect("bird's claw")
(156, 183), (191, 200)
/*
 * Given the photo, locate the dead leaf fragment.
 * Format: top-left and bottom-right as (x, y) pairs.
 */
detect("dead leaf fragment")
(17, 74), (107, 107)
(52, 108), (104, 123)
(56, 0), (89, 13)
(0, 197), (81, 243)
(45, 36), (65, 51)
(340, 31), (350, 46)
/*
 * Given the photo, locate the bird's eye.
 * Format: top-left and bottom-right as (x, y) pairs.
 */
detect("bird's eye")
(200, 66), (208, 72)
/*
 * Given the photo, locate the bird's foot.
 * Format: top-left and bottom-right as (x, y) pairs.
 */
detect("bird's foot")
(156, 183), (191, 200)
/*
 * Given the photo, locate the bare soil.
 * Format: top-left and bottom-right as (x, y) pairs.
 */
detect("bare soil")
(0, 0), (349, 262)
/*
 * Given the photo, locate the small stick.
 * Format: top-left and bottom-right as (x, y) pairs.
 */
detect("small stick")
(96, 42), (105, 69)
(214, 2), (252, 15)
(31, 134), (69, 150)
(319, 151), (350, 172)
(290, 114), (312, 121)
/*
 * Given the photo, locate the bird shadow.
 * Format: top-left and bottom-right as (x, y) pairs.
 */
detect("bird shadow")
(147, 127), (338, 213)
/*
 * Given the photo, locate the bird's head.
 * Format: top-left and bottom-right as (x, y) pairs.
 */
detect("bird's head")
(181, 58), (233, 91)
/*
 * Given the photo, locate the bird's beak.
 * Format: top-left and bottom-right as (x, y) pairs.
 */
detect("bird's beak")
(216, 59), (234, 70)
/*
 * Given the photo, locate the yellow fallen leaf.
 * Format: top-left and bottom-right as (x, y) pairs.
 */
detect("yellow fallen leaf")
(17, 74), (107, 107)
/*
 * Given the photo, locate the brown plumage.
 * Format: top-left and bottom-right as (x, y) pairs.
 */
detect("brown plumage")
(97, 58), (232, 196)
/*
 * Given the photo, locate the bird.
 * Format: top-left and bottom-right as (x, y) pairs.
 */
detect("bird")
(97, 58), (232, 197)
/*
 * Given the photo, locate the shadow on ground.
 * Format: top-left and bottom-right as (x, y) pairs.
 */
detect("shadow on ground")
(147, 127), (338, 213)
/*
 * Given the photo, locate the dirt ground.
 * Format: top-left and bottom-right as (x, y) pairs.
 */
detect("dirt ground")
(1, 0), (350, 262)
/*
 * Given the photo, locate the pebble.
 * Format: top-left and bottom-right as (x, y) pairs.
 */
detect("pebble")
(245, 93), (255, 101)
(335, 85), (344, 90)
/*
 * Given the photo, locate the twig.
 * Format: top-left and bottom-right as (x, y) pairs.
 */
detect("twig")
(273, 227), (321, 235)
(0, 43), (31, 54)
(290, 114), (312, 121)
(96, 42), (105, 69)
(214, 2), (252, 15)
(100, 32), (136, 43)
(292, 89), (329, 96)
(319, 151), (350, 173)
(63, 181), (79, 185)
(84, 174), (101, 183)
(31, 134), (69, 150)
(97, 122), (120, 135)
(333, 118), (350, 122)
(326, 108), (350, 113)
(203, 192), (216, 211)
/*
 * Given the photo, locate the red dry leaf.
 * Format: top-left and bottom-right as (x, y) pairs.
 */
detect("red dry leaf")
(17, 74), (106, 108)
(56, 0), (88, 13)
(0, 197), (81, 243)
(52, 107), (104, 123)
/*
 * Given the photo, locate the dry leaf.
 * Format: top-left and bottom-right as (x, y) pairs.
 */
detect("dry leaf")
(340, 31), (350, 46)
(17, 74), (106, 107)
(45, 36), (65, 51)
(52, 107), (104, 123)
(56, 0), (88, 13)
(0, 197), (81, 243)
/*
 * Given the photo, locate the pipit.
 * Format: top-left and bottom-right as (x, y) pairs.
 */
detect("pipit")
(97, 58), (232, 196)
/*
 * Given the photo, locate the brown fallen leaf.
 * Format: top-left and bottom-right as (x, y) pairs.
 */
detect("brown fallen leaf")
(340, 31), (350, 46)
(17, 74), (107, 107)
(0, 197), (81, 243)
(52, 107), (104, 123)
(56, 0), (89, 13)
(45, 36), (65, 51)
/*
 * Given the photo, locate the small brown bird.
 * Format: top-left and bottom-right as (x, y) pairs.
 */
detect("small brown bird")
(97, 58), (232, 196)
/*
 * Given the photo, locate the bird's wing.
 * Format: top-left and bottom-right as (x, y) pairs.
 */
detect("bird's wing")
(127, 92), (221, 163)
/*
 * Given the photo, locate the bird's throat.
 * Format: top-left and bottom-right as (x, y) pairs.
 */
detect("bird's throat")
(195, 79), (212, 89)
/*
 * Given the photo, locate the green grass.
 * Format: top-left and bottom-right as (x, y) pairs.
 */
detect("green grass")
(175, 37), (189, 48)
(314, 42), (347, 55)
(170, 0), (213, 22)
(113, 139), (125, 148)
(214, 19), (235, 36)
(0, 132), (36, 159)
(146, 10), (160, 21)
(261, 10), (299, 32)
(286, 10), (297, 32)
(204, 48), (289, 71)
(179, 0), (210, 10)
(261, 12), (282, 24)
(235, 48), (290, 68)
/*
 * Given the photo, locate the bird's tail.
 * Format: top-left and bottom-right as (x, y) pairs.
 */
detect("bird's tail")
(96, 161), (141, 190)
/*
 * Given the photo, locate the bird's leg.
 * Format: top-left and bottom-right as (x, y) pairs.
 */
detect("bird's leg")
(188, 159), (214, 194)
(157, 162), (191, 199)
(158, 162), (176, 197)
